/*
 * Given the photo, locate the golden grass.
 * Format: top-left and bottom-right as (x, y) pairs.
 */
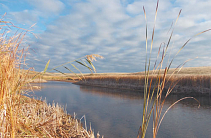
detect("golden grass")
(133, 66), (211, 75)
(0, 21), (97, 137)
(37, 66), (211, 82)
(75, 73), (211, 95)
(11, 96), (94, 137)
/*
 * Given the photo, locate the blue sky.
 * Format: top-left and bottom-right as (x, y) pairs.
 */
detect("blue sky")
(1, 0), (211, 73)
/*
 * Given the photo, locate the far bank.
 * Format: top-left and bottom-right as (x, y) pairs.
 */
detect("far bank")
(35, 66), (211, 96)
(74, 67), (211, 96)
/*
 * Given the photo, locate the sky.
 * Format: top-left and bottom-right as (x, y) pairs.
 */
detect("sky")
(0, 0), (211, 73)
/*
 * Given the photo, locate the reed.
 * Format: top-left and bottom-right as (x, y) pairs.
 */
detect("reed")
(0, 20), (28, 137)
(0, 20), (96, 137)
(138, 1), (209, 138)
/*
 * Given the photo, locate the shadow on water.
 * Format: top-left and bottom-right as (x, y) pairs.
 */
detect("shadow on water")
(79, 85), (211, 108)
(80, 85), (144, 100)
(30, 81), (211, 138)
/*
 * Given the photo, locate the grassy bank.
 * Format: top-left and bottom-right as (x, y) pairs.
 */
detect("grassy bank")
(6, 95), (94, 137)
(0, 21), (97, 137)
(28, 66), (211, 95)
(74, 67), (211, 95)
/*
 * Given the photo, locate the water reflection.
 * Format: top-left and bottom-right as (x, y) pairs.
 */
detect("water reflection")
(80, 86), (143, 100)
(80, 85), (211, 108)
(31, 81), (211, 138)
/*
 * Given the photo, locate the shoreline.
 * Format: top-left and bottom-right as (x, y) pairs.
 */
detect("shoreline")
(35, 66), (211, 96)
(74, 74), (211, 96)
(19, 95), (95, 137)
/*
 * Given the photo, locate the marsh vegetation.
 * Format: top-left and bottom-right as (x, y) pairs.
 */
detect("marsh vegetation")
(0, 21), (96, 137)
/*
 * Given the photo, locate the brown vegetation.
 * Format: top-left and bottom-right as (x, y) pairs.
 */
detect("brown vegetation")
(0, 21), (97, 137)
(29, 66), (211, 95)
(8, 96), (94, 137)
(76, 71), (211, 95)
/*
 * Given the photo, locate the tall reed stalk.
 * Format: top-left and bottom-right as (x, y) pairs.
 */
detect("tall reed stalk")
(0, 20), (100, 137)
(45, 54), (103, 81)
(137, 1), (210, 138)
(0, 20), (29, 137)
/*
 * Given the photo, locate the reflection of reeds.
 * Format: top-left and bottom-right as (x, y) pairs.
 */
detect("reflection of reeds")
(80, 85), (143, 100)
(79, 85), (211, 108)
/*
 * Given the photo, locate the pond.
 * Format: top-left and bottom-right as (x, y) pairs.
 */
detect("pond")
(29, 81), (211, 138)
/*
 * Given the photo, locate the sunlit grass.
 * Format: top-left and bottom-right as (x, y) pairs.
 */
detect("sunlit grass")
(0, 20), (97, 137)
(76, 72), (211, 95)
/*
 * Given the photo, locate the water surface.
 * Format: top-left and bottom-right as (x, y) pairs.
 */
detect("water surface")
(30, 81), (211, 138)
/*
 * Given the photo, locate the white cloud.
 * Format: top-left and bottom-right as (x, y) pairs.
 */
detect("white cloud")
(92, 0), (129, 22)
(10, 10), (38, 25)
(26, 0), (65, 14)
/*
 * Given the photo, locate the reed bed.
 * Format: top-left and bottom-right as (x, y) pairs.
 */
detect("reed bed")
(2, 96), (95, 137)
(0, 21), (98, 137)
(76, 74), (211, 95)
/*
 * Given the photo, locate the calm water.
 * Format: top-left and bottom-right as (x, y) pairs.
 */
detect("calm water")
(30, 81), (211, 138)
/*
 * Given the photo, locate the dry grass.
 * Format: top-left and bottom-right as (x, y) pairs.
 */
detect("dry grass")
(0, 21), (98, 137)
(9, 96), (94, 137)
(40, 66), (211, 85)
(133, 66), (211, 75)
(75, 73), (211, 95)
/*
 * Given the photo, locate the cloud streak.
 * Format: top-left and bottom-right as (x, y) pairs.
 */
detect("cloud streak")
(26, 0), (65, 14)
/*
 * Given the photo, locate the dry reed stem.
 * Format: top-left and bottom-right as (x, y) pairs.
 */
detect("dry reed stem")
(0, 21), (99, 138)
